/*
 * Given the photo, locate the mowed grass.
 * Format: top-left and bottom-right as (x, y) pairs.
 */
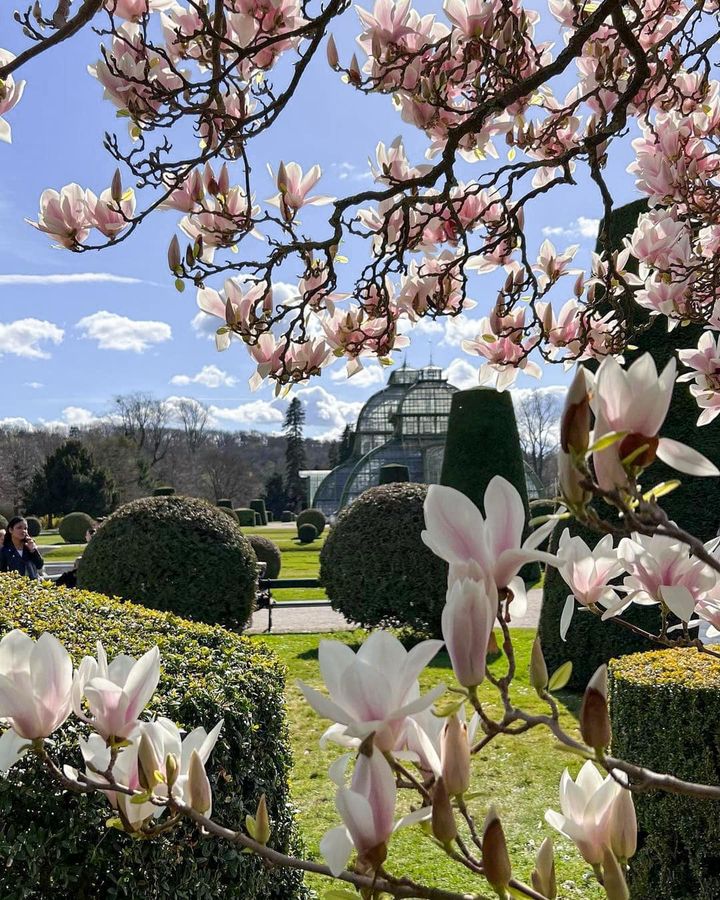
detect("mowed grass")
(253, 628), (604, 900)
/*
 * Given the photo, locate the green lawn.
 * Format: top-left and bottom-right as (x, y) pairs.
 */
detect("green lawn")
(243, 525), (327, 601)
(253, 629), (603, 900)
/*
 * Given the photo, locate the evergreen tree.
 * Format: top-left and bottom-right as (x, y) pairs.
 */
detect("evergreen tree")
(262, 471), (289, 518)
(338, 424), (355, 463)
(283, 398), (306, 511)
(25, 440), (117, 518)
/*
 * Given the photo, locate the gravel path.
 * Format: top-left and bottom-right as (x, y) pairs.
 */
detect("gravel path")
(247, 589), (543, 635)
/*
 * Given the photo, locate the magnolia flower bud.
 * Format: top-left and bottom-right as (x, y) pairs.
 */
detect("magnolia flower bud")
(326, 34), (339, 69)
(558, 449), (590, 507)
(529, 637), (548, 694)
(531, 837), (556, 899)
(561, 367), (592, 453)
(482, 805), (512, 896)
(431, 777), (457, 845)
(348, 54), (361, 85)
(601, 847), (629, 900)
(580, 665), (611, 751)
(277, 161), (288, 195)
(255, 793), (271, 845)
(167, 235), (181, 273)
(137, 732), (160, 791)
(217, 163), (230, 197)
(441, 714), (470, 797)
(187, 749), (212, 815)
(165, 752), (179, 790)
(111, 168), (123, 203)
(610, 788), (637, 863)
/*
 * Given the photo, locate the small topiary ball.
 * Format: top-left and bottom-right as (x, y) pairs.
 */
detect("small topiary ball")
(281, 510), (294, 523)
(77, 496), (258, 627)
(320, 483), (448, 636)
(297, 523), (318, 544)
(25, 516), (42, 537)
(296, 508), (326, 535)
(59, 511), (94, 544)
(247, 534), (282, 579)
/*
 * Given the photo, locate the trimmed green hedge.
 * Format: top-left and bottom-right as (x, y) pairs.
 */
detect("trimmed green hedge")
(320, 483), (448, 636)
(24, 516), (41, 538)
(610, 649), (720, 898)
(152, 486), (175, 497)
(296, 508), (326, 536)
(217, 498), (233, 509)
(247, 535), (282, 579)
(538, 521), (660, 690)
(59, 511), (94, 544)
(236, 508), (256, 527)
(0, 576), (308, 900)
(78, 496), (257, 628)
(249, 500), (268, 526)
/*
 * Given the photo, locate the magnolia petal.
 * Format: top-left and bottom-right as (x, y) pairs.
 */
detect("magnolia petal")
(658, 584), (696, 622)
(560, 595), (575, 642)
(524, 514), (562, 551)
(0, 117), (11, 144)
(296, 681), (354, 726)
(0, 729), (29, 772)
(123, 646), (160, 723)
(656, 437), (720, 476)
(320, 826), (354, 877)
(507, 576), (527, 618)
(395, 806), (432, 830)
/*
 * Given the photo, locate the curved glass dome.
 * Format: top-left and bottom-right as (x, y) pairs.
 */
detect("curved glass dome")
(314, 365), (545, 516)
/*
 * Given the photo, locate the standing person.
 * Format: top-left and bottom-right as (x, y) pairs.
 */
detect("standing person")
(0, 517), (44, 580)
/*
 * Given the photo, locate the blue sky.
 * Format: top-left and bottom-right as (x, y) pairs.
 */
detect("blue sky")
(0, 2), (642, 439)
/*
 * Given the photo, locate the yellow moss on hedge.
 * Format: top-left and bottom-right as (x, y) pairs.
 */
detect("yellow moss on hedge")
(610, 647), (720, 691)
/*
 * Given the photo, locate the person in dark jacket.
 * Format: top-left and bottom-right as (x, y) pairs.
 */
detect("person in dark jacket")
(0, 516), (44, 580)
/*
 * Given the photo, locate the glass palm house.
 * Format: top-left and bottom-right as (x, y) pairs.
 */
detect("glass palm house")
(313, 365), (544, 517)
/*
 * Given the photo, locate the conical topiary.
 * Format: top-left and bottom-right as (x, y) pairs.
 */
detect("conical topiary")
(440, 387), (538, 584)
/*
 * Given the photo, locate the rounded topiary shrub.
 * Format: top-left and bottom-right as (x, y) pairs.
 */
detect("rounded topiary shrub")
(320, 482), (448, 636)
(217, 498), (233, 509)
(379, 463), (410, 485)
(24, 516), (42, 538)
(0, 577), (308, 900)
(77, 496), (258, 627)
(539, 520), (660, 690)
(610, 649), (720, 899)
(281, 510), (294, 523)
(59, 511), (94, 544)
(249, 499), (268, 526)
(217, 505), (240, 524)
(236, 508), (256, 527)
(297, 523), (318, 544)
(247, 534), (282, 579)
(296, 508), (326, 536)
(152, 486), (175, 496)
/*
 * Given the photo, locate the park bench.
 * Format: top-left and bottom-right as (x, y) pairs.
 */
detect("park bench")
(256, 576), (329, 632)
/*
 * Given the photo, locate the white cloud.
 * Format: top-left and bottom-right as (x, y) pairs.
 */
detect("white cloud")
(171, 364), (238, 388)
(24, 382), (43, 389)
(542, 217), (599, 241)
(510, 384), (567, 404)
(0, 416), (34, 430)
(442, 315), (483, 347)
(292, 384), (365, 440)
(0, 273), (145, 286)
(209, 399), (284, 425)
(332, 161), (373, 183)
(61, 406), (102, 426)
(76, 311), (172, 352)
(0, 318), (64, 359)
(330, 363), (386, 389)
(443, 358), (478, 390)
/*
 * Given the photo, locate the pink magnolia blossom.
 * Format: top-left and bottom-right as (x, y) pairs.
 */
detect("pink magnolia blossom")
(105, 0), (175, 21)
(73, 641), (160, 740)
(556, 531), (624, 640)
(321, 744), (429, 876)
(27, 183), (95, 248)
(87, 187), (136, 238)
(591, 353), (719, 491)
(0, 630), (73, 741)
(267, 162), (335, 220)
(441, 578), (498, 687)
(74, 716), (222, 829)
(606, 532), (720, 622)
(297, 631), (444, 752)
(371, 136), (431, 184)
(533, 239), (580, 288)
(626, 208), (692, 271)
(678, 331), (720, 381)
(196, 278), (272, 349)
(546, 761), (635, 867)
(159, 169), (205, 212)
(422, 477), (557, 596)
(462, 311), (541, 391)
(0, 49), (26, 144)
